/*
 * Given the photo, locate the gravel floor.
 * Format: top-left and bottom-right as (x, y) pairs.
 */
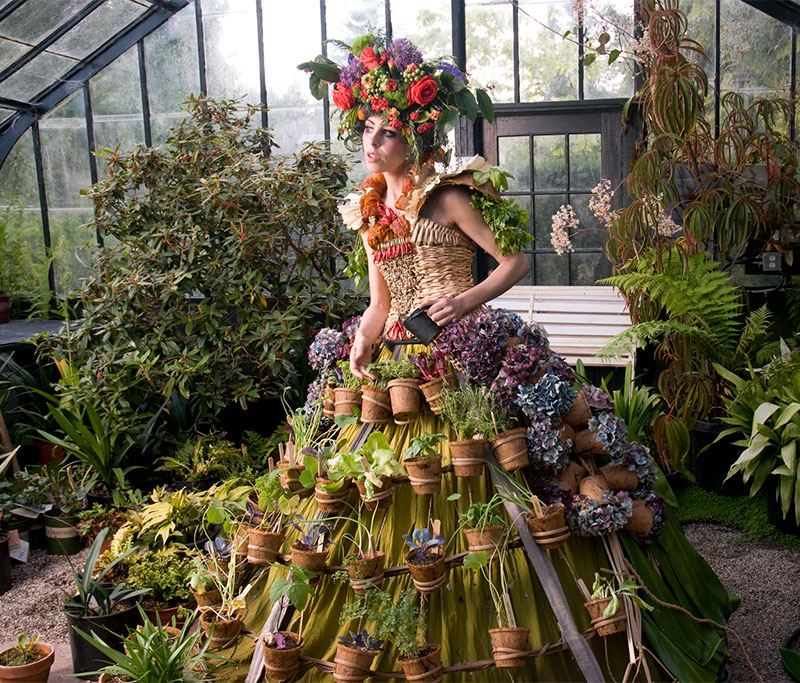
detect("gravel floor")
(0, 526), (797, 682)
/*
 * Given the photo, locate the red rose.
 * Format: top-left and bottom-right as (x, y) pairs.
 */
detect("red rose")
(417, 122), (435, 133)
(389, 119), (403, 129)
(385, 78), (397, 91)
(407, 75), (439, 106)
(332, 82), (355, 110)
(409, 111), (421, 121)
(370, 97), (388, 112)
(360, 47), (386, 71)
(359, 87), (368, 99)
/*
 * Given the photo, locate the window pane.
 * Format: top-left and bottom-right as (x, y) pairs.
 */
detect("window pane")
(0, 129), (38, 205)
(91, 46), (141, 117)
(533, 134), (565, 191)
(0, 0), (88, 46)
(569, 133), (600, 191)
(50, 209), (95, 294)
(391, 1), (452, 58)
(518, 0), (576, 101)
(466, 0), (513, 103)
(582, 0), (635, 99)
(570, 251), (610, 285)
(50, 0), (145, 60)
(534, 193), (565, 247)
(570, 193), (605, 249)
(535, 252), (568, 285)
(0, 40), (27, 73)
(0, 52), (73, 102)
(498, 136), (531, 192)
(325, 0), (385, 65)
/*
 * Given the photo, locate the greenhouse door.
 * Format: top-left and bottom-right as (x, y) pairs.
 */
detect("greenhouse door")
(478, 101), (636, 286)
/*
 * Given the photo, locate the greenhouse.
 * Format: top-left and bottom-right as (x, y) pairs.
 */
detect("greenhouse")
(0, 0), (799, 681)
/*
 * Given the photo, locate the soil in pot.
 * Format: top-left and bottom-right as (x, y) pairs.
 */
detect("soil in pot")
(263, 631), (303, 682)
(0, 532), (10, 594)
(360, 385), (392, 423)
(404, 455), (442, 494)
(347, 552), (386, 594)
(65, 601), (142, 677)
(333, 642), (380, 683)
(404, 550), (446, 593)
(489, 627), (530, 668)
(45, 512), (81, 555)
(449, 439), (487, 476)
(199, 610), (243, 650)
(490, 428), (528, 471)
(0, 641), (55, 682)
(387, 379), (421, 422)
(397, 644), (442, 683)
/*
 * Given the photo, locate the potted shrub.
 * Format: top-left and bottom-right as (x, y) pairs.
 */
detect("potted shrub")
(288, 515), (334, 580)
(0, 633), (55, 682)
(264, 563), (316, 681)
(334, 628), (384, 683)
(584, 573), (652, 637)
(463, 549), (529, 668)
(334, 360), (365, 419)
(361, 361), (393, 424)
(188, 555), (221, 609)
(409, 350), (457, 415)
(61, 528), (149, 676)
(124, 547), (194, 625)
(458, 496), (506, 559)
(402, 433), (446, 494)
(402, 527), (447, 594)
(384, 359), (422, 423)
(41, 463), (86, 556)
(439, 385), (493, 476)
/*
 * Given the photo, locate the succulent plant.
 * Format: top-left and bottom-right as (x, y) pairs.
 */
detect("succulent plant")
(491, 343), (544, 409)
(583, 385), (615, 412)
(515, 372), (577, 421)
(308, 327), (349, 371)
(587, 411), (630, 458)
(567, 491), (633, 536)
(526, 415), (572, 473)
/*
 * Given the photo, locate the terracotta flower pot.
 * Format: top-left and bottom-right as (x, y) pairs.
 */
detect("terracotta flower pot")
(347, 552), (385, 594)
(0, 642), (55, 682)
(404, 550), (446, 593)
(449, 439), (486, 477)
(143, 602), (181, 627)
(360, 385), (392, 424)
(191, 587), (222, 609)
(573, 429), (609, 457)
(355, 476), (393, 510)
(526, 503), (570, 549)
(199, 610), (243, 649)
(323, 383), (336, 420)
(246, 527), (285, 565)
(579, 474), (610, 502)
(584, 597), (627, 637)
(490, 427), (528, 472)
(463, 525), (505, 559)
(563, 389), (592, 429)
(278, 464), (313, 498)
(263, 631), (303, 682)
(599, 463), (638, 491)
(624, 499), (654, 536)
(397, 644), (442, 683)
(387, 378), (421, 422)
(489, 627), (530, 668)
(315, 476), (350, 514)
(334, 387), (362, 419)
(290, 542), (329, 580)
(552, 460), (585, 494)
(404, 455), (442, 494)
(418, 373), (456, 415)
(333, 642), (380, 683)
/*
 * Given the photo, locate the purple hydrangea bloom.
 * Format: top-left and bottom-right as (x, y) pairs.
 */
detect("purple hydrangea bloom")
(342, 314), (361, 343)
(617, 442), (658, 488)
(491, 343), (543, 409)
(542, 353), (575, 384)
(515, 372), (577, 421)
(588, 411), (629, 458)
(530, 475), (573, 508)
(308, 328), (348, 371)
(386, 38), (423, 72)
(638, 491), (667, 545)
(339, 54), (365, 89)
(303, 373), (327, 411)
(437, 309), (513, 386)
(583, 385), (614, 412)
(567, 491), (633, 536)
(526, 414), (572, 474)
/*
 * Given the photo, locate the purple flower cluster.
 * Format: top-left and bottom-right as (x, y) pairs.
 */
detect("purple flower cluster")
(526, 414), (572, 473)
(491, 343), (543, 409)
(437, 60), (468, 83)
(437, 309), (513, 385)
(583, 385), (614, 412)
(342, 314), (362, 343)
(339, 54), (365, 89)
(515, 372), (577, 421)
(386, 38), (423, 72)
(587, 412), (629, 458)
(621, 443), (658, 489)
(530, 476), (573, 508)
(567, 491), (633, 536)
(638, 491), (667, 545)
(308, 327), (349, 371)
(541, 353), (575, 384)
(303, 373), (327, 412)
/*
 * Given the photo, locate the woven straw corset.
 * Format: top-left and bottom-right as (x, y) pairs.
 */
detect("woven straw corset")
(376, 216), (475, 338)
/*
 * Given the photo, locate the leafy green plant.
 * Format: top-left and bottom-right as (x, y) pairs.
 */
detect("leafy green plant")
(0, 633), (46, 667)
(40, 463), (87, 516)
(376, 359), (420, 380)
(458, 496), (506, 531)
(779, 646), (800, 681)
(439, 385), (494, 440)
(463, 546), (517, 627)
(468, 192), (532, 257)
(269, 563), (317, 612)
(589, 573), (653, 620)
(325, 431), (403, 499)
(156, 434), (253, 483)
(125, 547), (194, 608)
(402, 433), (445, 462)
(336, 360), (367, 390)
(366, 360), (396, 388)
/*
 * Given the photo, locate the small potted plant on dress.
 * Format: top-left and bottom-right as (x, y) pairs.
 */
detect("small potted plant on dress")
(584, 572), (653, 637)
(280, 400), (337, 498)
(384, 359), (422, 423)
(0, 633), (55, 682)
(264, 563), (316, 681)
(458, 495), (506, 559)
(339, 504), (385, 594)
(439, 385), (494, 476)
(403, 527), (447, 594)
(463, 549), (529, 668)
(361, 361), (394, 424)
(288, 515), (334, 581)
(333, 629), (384, 683)
(124, 546), (194, 626)
(409, 350), (457, 414)
(402, 433), (446, 494)
(197, 548), (252, 650)
(334, 360), (365, 419)
(488, 396), (527, 472)
(189, 554), (221, 609)
(244, 469), (296, 565)
(498, 476), (571, 549)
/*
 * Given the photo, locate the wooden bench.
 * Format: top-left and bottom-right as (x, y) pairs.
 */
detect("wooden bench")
(490, 285), (634, 370)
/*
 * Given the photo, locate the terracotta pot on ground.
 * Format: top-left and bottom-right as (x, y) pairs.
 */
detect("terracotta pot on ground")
(315, 476), (350, 514)
(191, 587), (222, 609)
(397, 644), (443, 683)
(0, 641), (55, 682)
(404, 455), (442, 494)
(573, 429), (609, 457)
(418, 373), (457, 415)
(263, 632), (303, 682)
(143, 602), (181, 627)
(552, 461), (586, 494)
(199, 610), (243, 649)
(526, 503), (570, 549)
(599, 463), (638, 491)
(333, 642), (380, 683)
(584, 597), (627, 636)
(347, 552), (386, 594)
(246, 527), (285, 565)
(449, 439), (487, 477)
(404, 551), (446, 593)
(489, 627), (530, 668)
(563, 389), (592, 429)
(579, 474), (610, 502)
(387, 379), (421, 423)
(323, 384), (336, 420)
(624, 500), (654, 536)
(334, 387), (362, 419)
(463, 525), (505, 560)
(355, 476), (394, 510)
(360, 385), (392, 424)
(290, 542), (329, 581)
(490, 428), (528, 472)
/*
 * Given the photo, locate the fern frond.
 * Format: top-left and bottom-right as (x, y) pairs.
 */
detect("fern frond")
(732, 305), (772, 367)
(598, 320), (714, 358)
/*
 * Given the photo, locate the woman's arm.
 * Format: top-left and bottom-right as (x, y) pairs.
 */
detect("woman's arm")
(420, 186), (529, 327)
(350, 232), (391, 379)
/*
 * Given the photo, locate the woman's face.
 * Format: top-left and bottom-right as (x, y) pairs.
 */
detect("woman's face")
(362, 115), (410, 175)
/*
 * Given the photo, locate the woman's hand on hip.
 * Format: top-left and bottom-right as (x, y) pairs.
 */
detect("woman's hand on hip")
(419, 297), (467, 327)
(350, 341), (376, 380)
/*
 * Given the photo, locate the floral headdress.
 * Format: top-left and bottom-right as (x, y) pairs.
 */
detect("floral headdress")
(299, 34), (494, 163)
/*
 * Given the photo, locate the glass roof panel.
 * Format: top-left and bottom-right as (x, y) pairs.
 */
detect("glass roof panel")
(50, 0), (147, 61)
(0, 36), (26, 72)
(0, 105), (12, 125)
(0, 52), (75, 102)
(0, 0), (88, 45)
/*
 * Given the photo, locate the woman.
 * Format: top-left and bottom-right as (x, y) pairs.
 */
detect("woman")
(237, 35), (738, 683)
